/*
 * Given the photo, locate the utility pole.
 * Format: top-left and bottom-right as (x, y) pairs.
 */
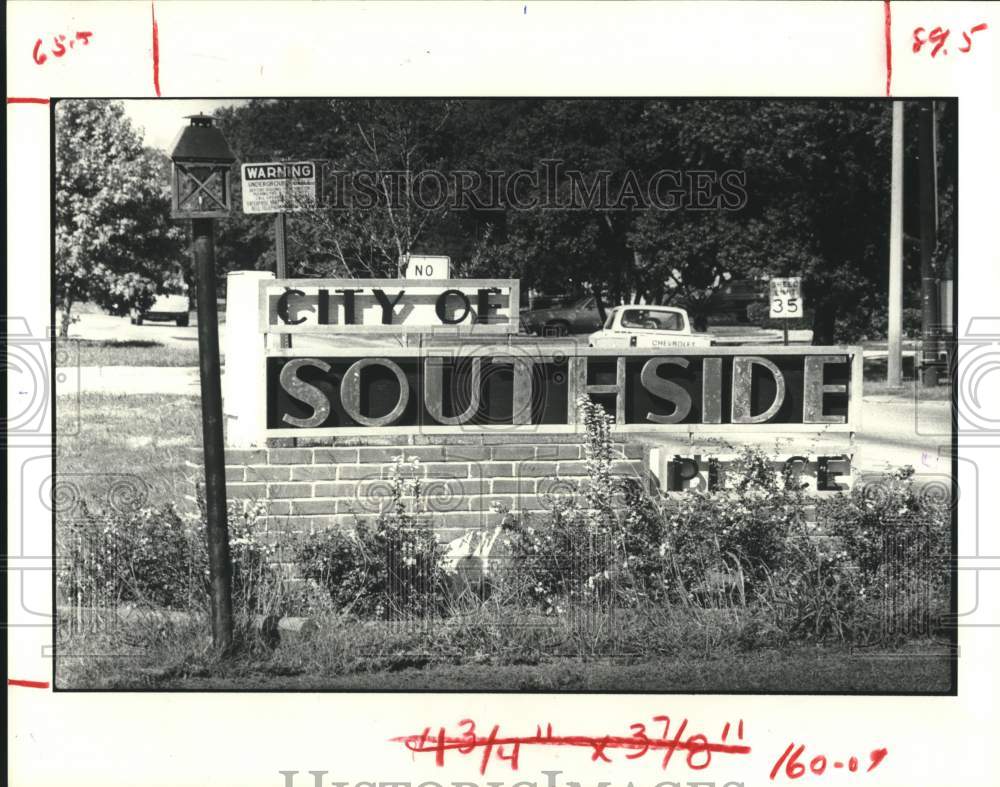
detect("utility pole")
(917, 101), (940, 387)
(887, 101), (904, 388)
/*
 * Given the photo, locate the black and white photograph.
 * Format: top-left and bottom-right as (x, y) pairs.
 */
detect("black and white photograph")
(10, 3), (1000, 786)
(50, 96), (957, 693)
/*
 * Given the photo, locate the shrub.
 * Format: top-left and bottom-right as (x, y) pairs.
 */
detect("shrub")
(58, 413), (952, 656)
(222, 498), (284, 626)
(500, 397), (951, 648)
(57, 496), (284, 631)
(817, 465), (950, 587)
(58, 502), (204, 610)
(293, 456), (449, 619)
(502, 395), (672, 610)
(814, 465), (951, 641)
(763, 537), (869, 642)
(665, 447), (811, 604)
(503, 409), (814, 614)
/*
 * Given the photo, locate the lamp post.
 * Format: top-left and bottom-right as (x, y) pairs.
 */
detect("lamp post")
(169, 114), (236, 652)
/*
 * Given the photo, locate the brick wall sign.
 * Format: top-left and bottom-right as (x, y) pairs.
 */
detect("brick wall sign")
(259, 278), (519, 335)
(263, 346), (862, 438)
(221, 273), (860, 524)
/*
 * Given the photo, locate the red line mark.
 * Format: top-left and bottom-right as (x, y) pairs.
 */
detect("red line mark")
(8, 679), (50, 688)
(394, 725), (751, 775)
(7, 97), (50, 105)
(151, 1), (161, 96)
(884, 0), (893, 95)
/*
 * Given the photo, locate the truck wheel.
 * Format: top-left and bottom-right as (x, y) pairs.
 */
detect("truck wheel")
(176, 314), (190, 327)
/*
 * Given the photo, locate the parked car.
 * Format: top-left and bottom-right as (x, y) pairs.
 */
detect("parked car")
(520, 295), (604, 336)
(711, 278), (768, 322)
(130, 293), (190, 327)
(588, 305), (714, 348)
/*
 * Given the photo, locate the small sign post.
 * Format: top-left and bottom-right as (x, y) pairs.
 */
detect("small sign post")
(769, 277), (803, 346)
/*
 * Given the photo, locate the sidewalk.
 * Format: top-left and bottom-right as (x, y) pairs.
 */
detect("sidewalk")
(69, 365), (208, 396)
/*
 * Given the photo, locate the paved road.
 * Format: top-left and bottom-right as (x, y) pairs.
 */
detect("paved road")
(853, 398), (952, 474)
(69, 312), (925, 355)
(67, 312), (207, 348)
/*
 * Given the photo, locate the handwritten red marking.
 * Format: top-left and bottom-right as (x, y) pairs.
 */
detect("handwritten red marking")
(770, 742), (887, 780)
(33, 31), (94, 66)
(959, 23), (988, 52)
(867, 747), (889, 771)
(393, 717), (751, 775)
(151, 2), (161, 96)
(929, 27), (950, 56)
(7, 97), (50, 105)
(8, 679), (50, 688)
(914, 22), (987, 56)
(883, 0), (892, 95)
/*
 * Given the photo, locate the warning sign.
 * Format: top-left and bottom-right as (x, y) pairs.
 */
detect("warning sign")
(240, 161), (318, 214)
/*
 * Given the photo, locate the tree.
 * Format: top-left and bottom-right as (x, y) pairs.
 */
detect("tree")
(612, 99), (932, 343)
(54, 100), (183, 336)
(214, 98), (462, 279)
(455, 98), (653, 314)
(205, 98), (954, 343)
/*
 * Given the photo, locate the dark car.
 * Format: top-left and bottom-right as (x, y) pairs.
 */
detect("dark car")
(711, 279), (768, 322)
(130, 292), (190, 327)
(519, 295), (604, 336)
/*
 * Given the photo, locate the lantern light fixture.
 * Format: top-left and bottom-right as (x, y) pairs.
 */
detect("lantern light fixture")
(168, 114), (236, 219)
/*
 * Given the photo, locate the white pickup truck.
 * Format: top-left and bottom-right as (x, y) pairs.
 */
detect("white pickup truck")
(587, 305), (714, 349)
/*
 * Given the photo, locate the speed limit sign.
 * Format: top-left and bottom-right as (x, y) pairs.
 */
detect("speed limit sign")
(769, 277), (803, 319)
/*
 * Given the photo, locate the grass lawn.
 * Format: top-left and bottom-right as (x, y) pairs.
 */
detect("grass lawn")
(56, 392), (202, 512)
(172, 645), (954, 692)
(56, 617), (953, 692)
(57, 338), (203, 367)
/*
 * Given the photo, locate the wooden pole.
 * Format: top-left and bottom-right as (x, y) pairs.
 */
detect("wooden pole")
(887, 101), (904, 388)
(192, 218), (234, 654)
(275, 212), (290, 349)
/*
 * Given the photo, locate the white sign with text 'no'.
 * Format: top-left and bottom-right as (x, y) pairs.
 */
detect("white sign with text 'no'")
(404, 255), (451, 279)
